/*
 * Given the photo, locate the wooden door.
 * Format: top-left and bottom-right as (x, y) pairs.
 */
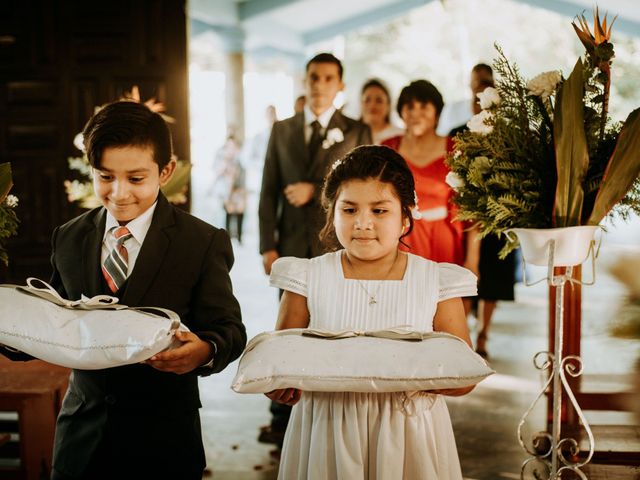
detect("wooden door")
(0, 0), (190, 283)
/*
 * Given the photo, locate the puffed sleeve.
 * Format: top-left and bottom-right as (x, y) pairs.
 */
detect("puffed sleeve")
(269, 257), (309, 297)
(438, 263), (477, 302)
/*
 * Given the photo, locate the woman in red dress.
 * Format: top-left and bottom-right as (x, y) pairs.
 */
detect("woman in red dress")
(383, 80), (478, 269)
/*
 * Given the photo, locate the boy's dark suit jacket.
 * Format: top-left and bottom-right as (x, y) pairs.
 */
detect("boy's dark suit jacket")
(16, 193), (245, 478)
(259, 110), (372, 258)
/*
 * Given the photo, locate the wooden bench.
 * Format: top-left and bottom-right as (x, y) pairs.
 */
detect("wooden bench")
(0, 357), (69, 480)
(582, 463), (640, 479)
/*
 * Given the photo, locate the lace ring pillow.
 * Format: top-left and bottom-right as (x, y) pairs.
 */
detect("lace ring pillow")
(232, 328), (494, 393)
(0, 278), (188, 369)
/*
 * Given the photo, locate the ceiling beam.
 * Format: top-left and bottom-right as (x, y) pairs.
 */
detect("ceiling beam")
(238, 0), (305, 21)
(302, 0), (432, 45)
(511, 0), (640, 38)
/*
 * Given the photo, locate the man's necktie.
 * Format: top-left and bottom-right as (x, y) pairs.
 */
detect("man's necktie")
(102, 226), (133, 293)
(308, 120), (323, 162)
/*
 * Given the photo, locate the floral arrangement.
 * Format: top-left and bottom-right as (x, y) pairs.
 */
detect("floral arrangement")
(0, 162), (19, 266)
(446, 8), (640, 257)
(64, 86), (191, 209)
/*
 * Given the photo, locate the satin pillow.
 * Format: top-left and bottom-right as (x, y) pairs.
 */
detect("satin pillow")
(231, 328), (494, 393)
(0, 278), (187, 369)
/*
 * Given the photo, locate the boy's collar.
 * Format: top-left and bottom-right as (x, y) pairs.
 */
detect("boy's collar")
(104, 200), (158, 245)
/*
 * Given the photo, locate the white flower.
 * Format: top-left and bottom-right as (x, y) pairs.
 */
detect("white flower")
(322, 128), (344, 149)
(527, 71), (562, 99)
(445, 171), (465, 191)
(73, 133), (85, 153)
(4, 195), (18, 208)
(453, 149), (462, 159)
(64, 179), (94, 202)
(477, 87), (501, 109)
(68, 156), (92, 176)
(467, 110), (494, 135)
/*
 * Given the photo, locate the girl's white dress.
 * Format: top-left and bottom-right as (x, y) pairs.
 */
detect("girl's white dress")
(270, 250), (477, 480)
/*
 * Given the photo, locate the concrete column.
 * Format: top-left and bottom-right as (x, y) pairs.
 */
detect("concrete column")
(224, 51), (245, 142)
(218, 26), (246, 142)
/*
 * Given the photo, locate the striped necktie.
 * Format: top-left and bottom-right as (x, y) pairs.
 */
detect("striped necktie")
(102, 226), (133, 293)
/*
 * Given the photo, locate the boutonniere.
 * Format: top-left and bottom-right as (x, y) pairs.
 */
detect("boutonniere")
(322, 128), (344, 149)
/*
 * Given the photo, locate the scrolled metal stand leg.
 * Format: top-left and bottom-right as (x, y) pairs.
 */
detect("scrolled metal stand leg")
(518, 240), (595, 479)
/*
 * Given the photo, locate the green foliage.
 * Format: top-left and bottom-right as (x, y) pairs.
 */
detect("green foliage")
(0, 202), (19, 266)
(0, 162), (19, 266)
(447, 48), (554, 256)
(447, 24), (640, 257)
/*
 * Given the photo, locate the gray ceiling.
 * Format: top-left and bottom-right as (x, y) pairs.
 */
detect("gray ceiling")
(189, 0), (640, 59)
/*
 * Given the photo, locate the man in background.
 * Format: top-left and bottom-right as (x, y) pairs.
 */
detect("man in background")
(258, 52), (371, 450)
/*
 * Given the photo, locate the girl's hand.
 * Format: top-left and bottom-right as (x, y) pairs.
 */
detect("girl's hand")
(265, 388), (302, 406)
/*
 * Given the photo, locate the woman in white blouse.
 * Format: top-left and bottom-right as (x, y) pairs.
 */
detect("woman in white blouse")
(360, 78), (403, 145)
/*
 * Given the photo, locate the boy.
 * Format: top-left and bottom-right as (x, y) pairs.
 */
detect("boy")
(5, 100), (245, 479)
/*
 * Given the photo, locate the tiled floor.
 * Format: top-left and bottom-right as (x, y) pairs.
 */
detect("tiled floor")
(195, 210), (640, 480)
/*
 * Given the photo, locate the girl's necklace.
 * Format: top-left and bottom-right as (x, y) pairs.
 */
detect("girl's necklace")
(343, 251), (399, 306)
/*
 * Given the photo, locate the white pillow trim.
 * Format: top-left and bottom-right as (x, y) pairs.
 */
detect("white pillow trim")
(0, 328), (173, 351)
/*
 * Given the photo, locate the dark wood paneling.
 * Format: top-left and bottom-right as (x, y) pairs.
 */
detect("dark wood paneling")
(0, 0), (190, 283)
(7, 81), (57, 105)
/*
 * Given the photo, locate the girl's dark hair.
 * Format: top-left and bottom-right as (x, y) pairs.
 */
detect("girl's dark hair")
(360, 78), (392, 124)
(396, 79), (444, 120)
(83, 100), (173, 171)
(320, 145), (416, 251)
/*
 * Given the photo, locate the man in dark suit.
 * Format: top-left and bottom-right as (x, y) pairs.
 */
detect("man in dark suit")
(258, 52), (371, 446)
(3, 101), (246, 479)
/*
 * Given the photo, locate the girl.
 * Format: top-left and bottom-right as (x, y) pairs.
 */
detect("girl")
(267, 145), (477, 479)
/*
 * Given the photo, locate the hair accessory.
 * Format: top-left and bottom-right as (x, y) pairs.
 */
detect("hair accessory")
(412, 191), (422, 219)
(331, 159), (343, 171)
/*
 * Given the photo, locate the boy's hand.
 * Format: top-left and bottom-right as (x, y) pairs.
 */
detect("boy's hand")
(265, 388), (301, 406)
(144, 331), (213, 375)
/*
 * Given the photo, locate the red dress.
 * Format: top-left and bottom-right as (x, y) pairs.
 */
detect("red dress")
(382, 136), (465, 265)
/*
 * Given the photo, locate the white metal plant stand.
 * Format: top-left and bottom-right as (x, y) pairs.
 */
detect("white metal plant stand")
(506, 226), (599, 480)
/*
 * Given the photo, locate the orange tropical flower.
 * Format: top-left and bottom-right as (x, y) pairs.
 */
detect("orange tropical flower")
(572, 7), (617, 51)
(121, 85), (175, 123)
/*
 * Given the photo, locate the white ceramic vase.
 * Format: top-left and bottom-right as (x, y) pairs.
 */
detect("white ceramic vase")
(506, 225), (599, 267)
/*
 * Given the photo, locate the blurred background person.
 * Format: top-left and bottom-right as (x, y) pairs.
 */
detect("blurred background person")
(222, 159), (247, 244)
(244, 105), (278, 168)
(360, 78), (402, 144)
(383, 80), (479, 274)
(212, 130), (245, 242)
(240, 105), (278, 243)
(293, 94), (306, 114)
(449, 63), (494, 137)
